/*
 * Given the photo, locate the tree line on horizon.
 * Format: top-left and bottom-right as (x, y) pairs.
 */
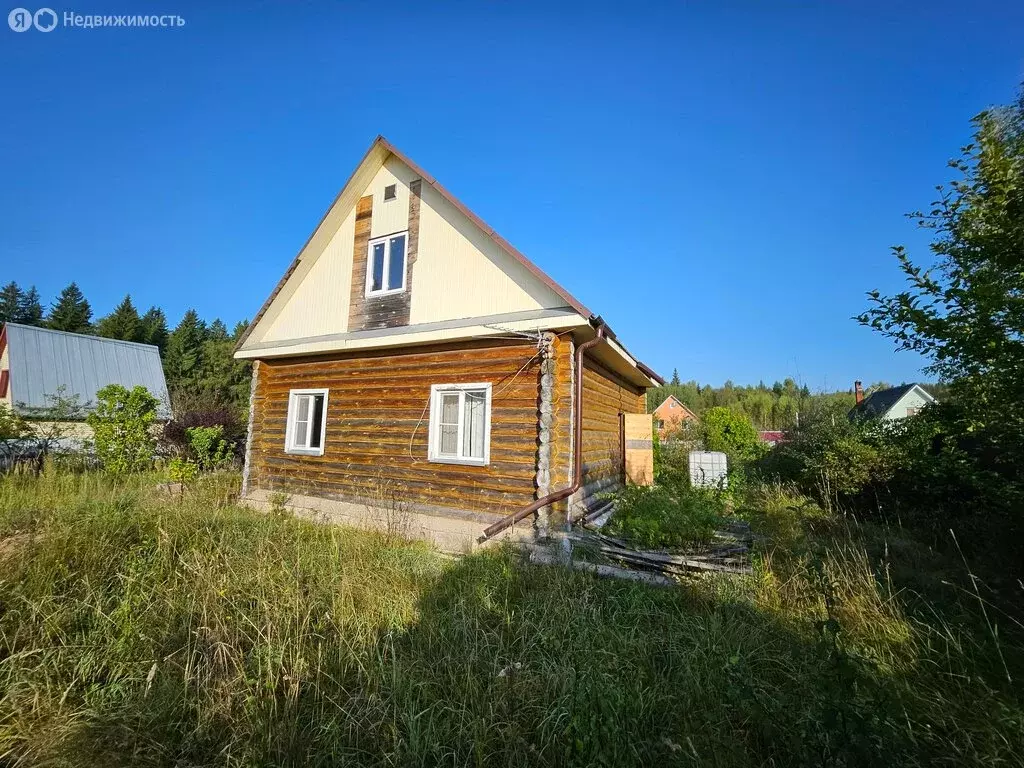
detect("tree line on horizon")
(2, 282), (947, 431)
(649, 368), (947, 431)
(0, 281), (252, 414)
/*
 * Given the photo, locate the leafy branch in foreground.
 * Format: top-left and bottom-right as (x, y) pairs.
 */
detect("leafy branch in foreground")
(858, 88), (1024, 427)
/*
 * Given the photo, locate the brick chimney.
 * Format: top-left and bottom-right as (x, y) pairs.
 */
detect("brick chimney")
(854, 380), (864, 404)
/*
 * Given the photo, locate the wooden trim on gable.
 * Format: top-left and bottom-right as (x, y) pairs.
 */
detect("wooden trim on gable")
(407, 178), (421, 287)
(348, 195), (374, 331)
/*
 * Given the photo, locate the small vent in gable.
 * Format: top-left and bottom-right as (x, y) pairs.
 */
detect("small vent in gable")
(383, 184), (397, 201)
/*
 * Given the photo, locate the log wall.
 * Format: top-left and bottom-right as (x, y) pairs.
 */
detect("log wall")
(575, 357), (647, 512)
(248, 339), (541, 515)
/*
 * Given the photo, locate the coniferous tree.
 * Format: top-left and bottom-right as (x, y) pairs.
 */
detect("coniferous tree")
(96, 295), (142, 342)
(138, 307), (169, 352)
(164, 309), (208, 389)
(47, 283), (93, 333)
(16, 286), (44, 326)
(0, 282), (22, 325)
(201, 329), (251, 409)
(207, 318), (229, 341)
(231, 320), (249, 341)
(670, 368), (681, 386)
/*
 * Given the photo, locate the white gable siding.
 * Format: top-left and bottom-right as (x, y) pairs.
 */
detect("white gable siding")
(244, 149), (574, 348)
(256, 160), (414, 344)
(883, 386), (933, 420)
(369, 158), (416, 238)
(410, 183), (564, 324)
(258, 208), (356, 342)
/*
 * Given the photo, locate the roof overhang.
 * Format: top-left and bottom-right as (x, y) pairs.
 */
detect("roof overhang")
(235, 308), (589, 360)
(573, 318), (663, 389)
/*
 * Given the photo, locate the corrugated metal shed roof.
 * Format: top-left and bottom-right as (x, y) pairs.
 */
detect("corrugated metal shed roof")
(2, 323), (171, 419)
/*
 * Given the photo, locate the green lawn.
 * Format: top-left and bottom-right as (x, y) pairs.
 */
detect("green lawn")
(0, 472), (1020, 766)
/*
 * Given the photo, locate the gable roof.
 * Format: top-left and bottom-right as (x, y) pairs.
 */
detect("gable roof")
(654, 394), (697, 418)
(235, 136), (591, 351)
(1, 323), (171, 418)
(850, 383), (935, 420)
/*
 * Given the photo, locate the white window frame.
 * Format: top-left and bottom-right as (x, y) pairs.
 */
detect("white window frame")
(284, 388), (329, 456)
(427, 382), (492, 466)
(365, 230), (408, 297)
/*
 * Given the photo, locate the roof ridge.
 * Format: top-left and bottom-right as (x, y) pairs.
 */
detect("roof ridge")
(4, 322), (160, 351)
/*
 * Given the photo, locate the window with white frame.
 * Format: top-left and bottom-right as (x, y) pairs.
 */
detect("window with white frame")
(285, 389), (329, 455)
(366, 231), (407, 296)
(428, 383), (492, 466)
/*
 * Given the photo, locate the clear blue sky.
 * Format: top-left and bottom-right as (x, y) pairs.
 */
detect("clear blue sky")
(2, 1), (1022, 391)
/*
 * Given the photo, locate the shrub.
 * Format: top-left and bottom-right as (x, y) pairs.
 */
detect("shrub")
(86, 385), (159, 474)
(185, 425), (236, 471)
(0, 404), (32, 468)
(162, 408), (245, 457)
(654, 438), (692, 488)
(701, 407), (767, 464)
(605, 483), (727, 549)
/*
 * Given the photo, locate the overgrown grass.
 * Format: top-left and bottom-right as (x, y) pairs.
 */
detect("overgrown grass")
(0, 471), (1021, 766)
(603, 482), (727, 549)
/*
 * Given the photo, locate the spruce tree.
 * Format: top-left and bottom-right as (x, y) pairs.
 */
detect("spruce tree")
(16, 286), (44, 326)
(164, 309), (208, 388)
(47, 283), (93, 333)
(207, 318), (229, 341)
(0, 282), (22, 325)
(138, 307), (169, 352)
(96, 295), (141, 342)
(670, 368), (681, 386)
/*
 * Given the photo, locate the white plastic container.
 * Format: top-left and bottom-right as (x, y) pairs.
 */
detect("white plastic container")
(689, 451), (728, 488)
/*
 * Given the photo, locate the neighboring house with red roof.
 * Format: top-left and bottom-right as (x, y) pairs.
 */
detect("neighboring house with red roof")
(653, 394), (698, 439)
(758, 430), (786, 446)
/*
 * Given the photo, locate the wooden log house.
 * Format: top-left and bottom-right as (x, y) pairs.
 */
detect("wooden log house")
(234, 137), (662, 551)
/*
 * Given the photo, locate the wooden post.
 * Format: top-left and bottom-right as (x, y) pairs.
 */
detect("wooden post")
(622, 413), (654, 486)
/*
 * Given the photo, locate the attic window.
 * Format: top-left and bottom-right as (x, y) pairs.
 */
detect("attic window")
(366, 232), (408, 296)
(383, 184), (397, 201)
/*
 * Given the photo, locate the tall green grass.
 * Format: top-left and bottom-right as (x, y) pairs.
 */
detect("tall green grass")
(0, 472), (1020, 766)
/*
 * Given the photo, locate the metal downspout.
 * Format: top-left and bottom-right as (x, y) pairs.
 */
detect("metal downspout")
(480, 324), (607, 540)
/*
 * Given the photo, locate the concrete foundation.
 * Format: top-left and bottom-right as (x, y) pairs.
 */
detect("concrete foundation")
(242, 488), (535, 554)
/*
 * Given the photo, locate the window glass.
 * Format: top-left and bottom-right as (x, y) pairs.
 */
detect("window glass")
(387, 234), (406, 290)
(439, 392), (459, 455)
(463, 390), (486, 459)
(310, 394), (325, 448)
(370, 242), (386, 292)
